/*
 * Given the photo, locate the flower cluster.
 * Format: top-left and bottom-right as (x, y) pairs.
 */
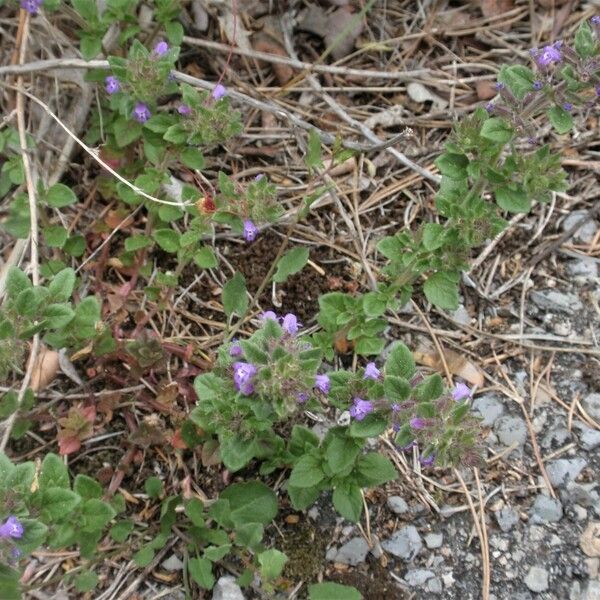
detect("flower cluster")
(0, 515), (24, 563)
(20, 0), (43, 14)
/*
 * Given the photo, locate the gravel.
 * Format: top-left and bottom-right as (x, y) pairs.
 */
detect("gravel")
(524, 566), (549, 593)
(332, 536), (369, 565)
(387, 496), (409, 514)
(472, 395), (505, 427)
(529, 289), (583, 313)
(495, 507), (520, 532)
(161, 555), (184, 571)
(546, 457), (587, 487)
(212, 576), (245, 600)
(530, 494), (563, 523)
(405, 569), (435, 586)
(424, 533), (443, 549)
(382, 525), (423, 560)
(567, 258), (598, 279)
(582, 393), (600, 421)
(495, 416), (528, 447)
(562, 210), (598, 243)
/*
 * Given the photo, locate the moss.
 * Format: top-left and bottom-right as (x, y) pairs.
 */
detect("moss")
(279, 518), (329, 581)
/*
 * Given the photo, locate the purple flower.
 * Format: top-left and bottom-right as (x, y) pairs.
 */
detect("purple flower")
(254, 173), (264, 182)
(410, 417), (426, 430)
(533, 81), (543, 91)
(536, 44), (561, 67)
(596, 85), (600, 97)
(296, 392), (309, 403)
(494, 82), (505, 90)
(243, 219), (258, 242)
(349, 397), (374, 421)
(229, 341), (243, 357)
(315, 374), (330, 394)
(20, 0), (43, 14)
(452, 382), (472, 401)
(212, 84), (227, 100)
(363, 362), (380, 380)
(398, 440), (416, 452)
(391, 403), (401, 412)
(420, 454), (435, 467)
(233, 362), (257, 395)
(261, 311), (278, 322)
(132, 102), (151, 123)
(105, 75), (121, 95)
(562, 102), (573, 111)
(592, 16), (600, 25)
(485, 102), (495, 113)
(282, 313), (300, 335)
(0, 516), (24, 539)
(153, 41), (169, 57)
(178, 104), (192, 115)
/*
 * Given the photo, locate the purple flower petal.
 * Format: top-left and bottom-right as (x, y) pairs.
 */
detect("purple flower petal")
(132, 102), (151, 124)
(153, 41), (169, 57)
(0, 516), (24, 539)
(409, 417), (426, 430)
(243, 219), (258, 242)
(212, 84), (227, 100)
(178, 104), (192, 115)
(536, 44), (561, 67)
(282, 313), (300, 335)
(261, 311), (278, 322)
(452, 382), (472, 401)
(315, 374), (330, 394)
(349, 397), (374, 421)
(363, 362), (380, 380)
(105, 75), (121, 95)
(233, 362), (257, 396)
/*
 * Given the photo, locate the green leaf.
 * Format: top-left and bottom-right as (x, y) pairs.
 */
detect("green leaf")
(145, 476), (163, 499)
(548, 105), (574, 135)
(354, 336), (385, 356)
(220, 481), (278, 526)
(287, 485), (320, 510)
(422, 222), (445, 251)
(423, 272), (459, 310)
(185, 498), (205, 527)
(204, 544), (232, 561)
(165, 20), (184, 45)
(385, 342), (416, 379)
(480, 118), (514, 143)
(416, 373), (444, 402)
(114, 117), (142, 148)
(41, 487), (81, 520)
(81, 498), (117, 532)
(305, 129), (323, 170)
(288, 454), (325, 488)
(74, 570), (98, 593)
(234, 522), (263, 549)
(64, 235), (86, 257)
(17, 519), (48, 553)
(80, 36), (103, 60)
(152, 229), (180, 252)
(309, 582), (362, 600)
(46, 183), (78, 208)
(110, 520), (134, 543)
(7, 461), (35, 493)
(48, 268), (76, 302)
(222, 272), (248, 318)
(325, 436), (360, 474)
(40, 453), (69, 489)
(44, 225), (69, 248)
(574, 21), (595, 58)
(188, 557), (214, 589)
(272, 247), (310, 283)
(194, 246), (218, 268)
(348, 414), (387, 438)
(434, 153), (469, 180)
(43, 303), (75, 329)
(258, 549), (288, 580)
(0, 452), (15, 486)
(133, 545), (155, 567)
(73, 474), (102, 500)
(124, 235), (152, 252)
(495, 185), (531, 213)
(72, 0), (97, 21)
(6, 267), (31, 299)
(383, 376), (412, 403)
(356, 453), (397, 486)
(332, 484), (362, 522)
(180, 147), (205, 170)
(498, 64), (535, 99)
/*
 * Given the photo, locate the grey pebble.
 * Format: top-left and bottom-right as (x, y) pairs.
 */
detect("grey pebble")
(562, 210), (598, 243)
(565, 482), (599, 508)
(495, 507), (520, 532)
(546, 457), (587, 487)
(212, 576), (245, 600)
(530, 289), (583, 313)
(473, 395), (505, 427)
(424, 533), (443, 549)
(382, 525), (422, 560)
(583, 579), (600, 600)
(404, 569), (435, 586)
(582, 393), (600, 422)
(161, 555), (184, 571)
(387, 496), (409, 514)
(332, 536), (369, 566)
(530, 494), (563, 523)
(426, 577), (443, 594)
(524, 566), (549, 593)
(495, 416), (528, 447)
(567, 258), (598, 279)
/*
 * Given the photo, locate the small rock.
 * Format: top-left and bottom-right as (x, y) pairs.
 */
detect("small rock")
(161, 555), (184, 571)
(382, 525), (423, 560)
(495, 507), (520, 532)
(387, 496), (409, 514)
(530, 495), (563, 523)
(212, 576), (245, 600)
(530, 290), (583, 313)
(524, 566), (549, 592)
(405, 569), (435, 586)
(333, 536), (369, 566)
(473, 395), (505, 427)
(425, 533), (443, 549)
(567, 258), (598, 279)
(547, 458), (587, 487)
(582, 393), (600, 421)
(426, 577), (443, 594)
(580, 428), (600, 451)
(450, 304), (471, 325)
(562, 210), (598, 243)
(370, 534), (384, 559)
(573, 505), (588, 521)
(583, 579), (600, 600)
(495, 416), (527, 447)
(566, 482), (599, 507)
(580, 522), (600, 558)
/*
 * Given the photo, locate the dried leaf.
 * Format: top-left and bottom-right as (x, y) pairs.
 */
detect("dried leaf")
(30, 346), (60, 392)
(414, 344), (484, 387)
(476, 80), (496, 100)
(325, 7), (364, 61)
(407, 82), (448, 111)
(479, 0), (514, 18)
(580, 522), (600, 557)
(253, 34), (294, 85)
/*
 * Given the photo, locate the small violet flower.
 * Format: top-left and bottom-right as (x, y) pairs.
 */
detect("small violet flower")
(178, 104), (192, 116)
(391, 403), (401, 412)
(349, 397), (374, 421)
(452, 382), (472, 401)
(20, 0), (43, 14)
(296, 392), (309, 403)
(261, 310), (278, 322)
(153, 41), (169, 57)
(485, 102), (495, 114)
(315, 374), (330, 394)
(535, 44), (561, 67)
(212, 84), (227, 100)
(282, 313), (300, 335)
(0, 516), (24, 539)
(409, 417), (427, 430)
(363, 362), (380, 380)
(105, 75), (121, 95)
(229, 341), (243, 357)
(533, 81), (543, 91)
(420, 454), (436, 467)
(243, 219), (258, 242)
(562, 102), (573, 111)
(132, 102), (151, 124)
(254, 173), (264, 182)
(232, 362), (257, 395)
(592, 16), (600, 25)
